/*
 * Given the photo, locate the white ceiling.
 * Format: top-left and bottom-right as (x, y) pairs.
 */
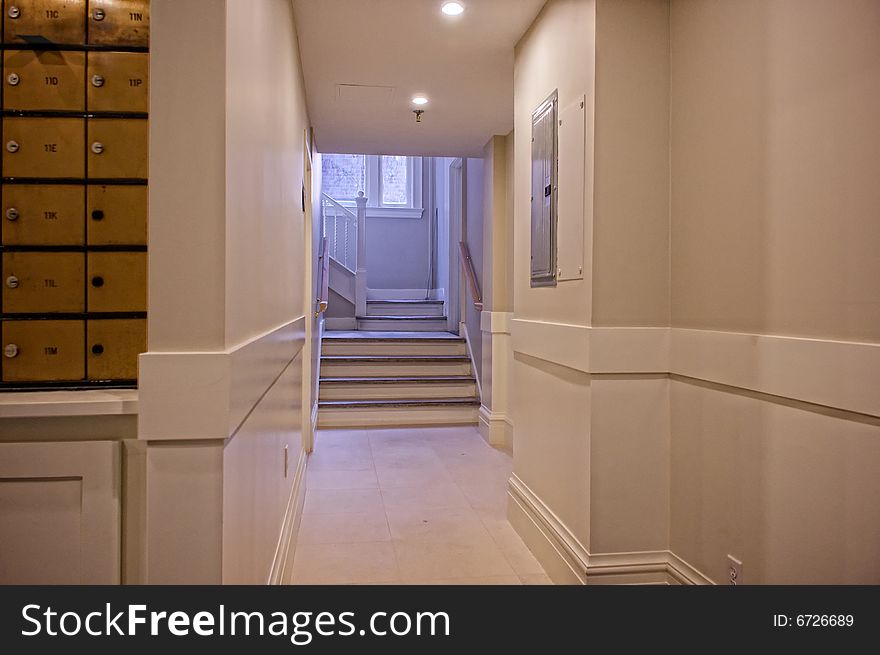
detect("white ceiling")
(292, 0), (546, 158)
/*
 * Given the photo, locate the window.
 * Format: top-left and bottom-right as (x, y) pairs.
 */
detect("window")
(322, 154), (423, 218)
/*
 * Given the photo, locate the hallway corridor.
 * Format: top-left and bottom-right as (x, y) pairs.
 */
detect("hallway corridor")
(288, 427), (550, 585)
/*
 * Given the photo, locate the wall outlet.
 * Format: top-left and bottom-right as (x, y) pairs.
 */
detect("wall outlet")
(727, 555), (743, 585)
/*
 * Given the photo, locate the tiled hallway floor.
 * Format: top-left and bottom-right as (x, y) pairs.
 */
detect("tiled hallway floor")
(289, 426), (551, 585)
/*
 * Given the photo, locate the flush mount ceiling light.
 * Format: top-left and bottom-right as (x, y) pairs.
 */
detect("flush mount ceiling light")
(441, 2), (465, 16)
(412, 95), (429, 105)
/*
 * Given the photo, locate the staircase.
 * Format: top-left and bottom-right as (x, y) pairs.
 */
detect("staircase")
(358, 298), (447, 331)
(318, 331), (480, 427)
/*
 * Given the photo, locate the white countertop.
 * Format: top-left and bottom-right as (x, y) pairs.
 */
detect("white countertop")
(0, 390), (138, 419)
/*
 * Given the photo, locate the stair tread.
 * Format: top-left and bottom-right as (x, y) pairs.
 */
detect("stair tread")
(367, 299), (444, 304)
(357, 315), (448, 321)
(320, 376), (476, 385)
(319, 397), (481, 408)
(321, 355), (470, 362)
(324, 331), (462, 342)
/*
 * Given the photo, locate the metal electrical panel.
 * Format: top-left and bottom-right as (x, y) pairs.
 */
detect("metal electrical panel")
(1, 0), (150, 389)
(530, 90), (557, 287)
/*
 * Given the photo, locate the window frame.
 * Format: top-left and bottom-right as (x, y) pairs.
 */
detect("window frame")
(323, 154), (424, 219)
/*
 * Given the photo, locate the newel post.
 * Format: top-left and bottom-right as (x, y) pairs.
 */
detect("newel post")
(355, 191), (368, 318)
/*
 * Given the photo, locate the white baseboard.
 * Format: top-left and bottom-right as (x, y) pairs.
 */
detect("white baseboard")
(268, 446), (308, 585)
(478, 405), (513, 451)
(324, 317), (357, 330)
(507, 473), (713, 586)
(367, 288), (445, 301)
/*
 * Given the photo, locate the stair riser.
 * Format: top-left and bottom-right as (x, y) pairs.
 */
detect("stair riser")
(321, 362), (472, 377)
(356, 318), (448, 332)
(319, 382), (477, 401)
(318, 405), (479, 428)
(366, 303), (445, 317)
(322, 342), (466, 357)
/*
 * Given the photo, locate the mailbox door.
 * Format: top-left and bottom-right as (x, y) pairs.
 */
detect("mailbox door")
(1, 184), (85, 246)
(1, 319), (85, 382)
(87, 118), (148, 179)
(87, 0), (149, 47)
(86, 251), (146, 312)
(3, 117), (85, 179)
(86, 51), (148, 113)
(2, 252), (85, 313)
(87, 318), (145, 380)
(3, 49), (85, 111)
(3, 0), (86, 45)
(86, 184), (147, 245)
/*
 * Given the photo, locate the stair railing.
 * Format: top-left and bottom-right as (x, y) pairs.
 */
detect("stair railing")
(321, 193), (358, 272)
(321, 191), (368, 318)
(459, 241), (483, 311)
(316, 237), (330, 316)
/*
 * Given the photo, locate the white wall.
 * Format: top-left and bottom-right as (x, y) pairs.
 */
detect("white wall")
(510, 0), (596, 558)
(668, 0), (880, 583)
(141, 0), (313, 583)
(509, 0), (880, 585)
(224, 0), (308, 347)
(366, 214), (433, 292)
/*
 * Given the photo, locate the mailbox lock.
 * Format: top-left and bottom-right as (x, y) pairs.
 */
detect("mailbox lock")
(93, 7), (105, 21)
(91, 276), (105, 288)
(91, 344), (105, 356)
(5, 275), (19, 289)
(91, 75), (105, 88)
(6, 140), (20, 153)
(7, 73), (20, 86)
(7, 6), (20, 19)
(91, 142), (105, 154)
(92, 210), (105, 221)
(3, 344), (18, 359)
(6, 207), (19, 221)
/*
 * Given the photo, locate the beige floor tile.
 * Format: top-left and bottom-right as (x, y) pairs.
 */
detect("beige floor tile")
(297, 509), (391, 545)
(367, 427), (427, 446)
(371, 442), (440, 462)
(478, 513), (545, 575)
(394, 540), (516, 581)
(458, 479), (510, 515)
(308, 447), (373, 471)
(385, 505), (496, 545)
(315, 429), (369, 448)
(380, 483), (471, 511)
(291, 542), (399, 585)
(375, 464), (454, 489)
(403, 575), (522, 585)
(303, 488), (384, 515)
(443, 462), (512, 487)
(291, 426), (548, 585)
(520, 574), (554, 585)
(307, 468), (379, 490)
(420, 426), (482, 442)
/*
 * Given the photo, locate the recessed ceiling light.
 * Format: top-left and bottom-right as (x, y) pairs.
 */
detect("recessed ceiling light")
(441, 2), (465, 17)
(412, 95), (429, 105)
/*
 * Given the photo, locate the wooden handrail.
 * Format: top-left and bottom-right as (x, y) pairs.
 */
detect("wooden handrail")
(459, 241), (483, 312)
(316, 237), (330, 316)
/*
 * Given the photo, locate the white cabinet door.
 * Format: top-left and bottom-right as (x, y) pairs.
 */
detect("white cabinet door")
(0, 440), (121, 584)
